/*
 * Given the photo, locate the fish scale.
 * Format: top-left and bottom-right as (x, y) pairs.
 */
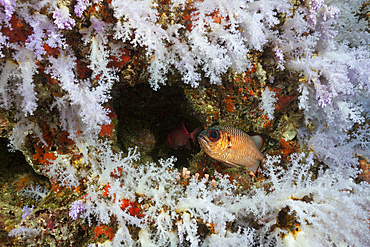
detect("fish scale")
(197, 125), (264, 174)
(224, 126), (261, 165)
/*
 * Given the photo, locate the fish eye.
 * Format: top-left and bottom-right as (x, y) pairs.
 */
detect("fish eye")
(208, 129), (220, 142)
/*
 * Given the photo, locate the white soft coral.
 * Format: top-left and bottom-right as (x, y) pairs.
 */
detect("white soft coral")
(230, 152), (370, 246)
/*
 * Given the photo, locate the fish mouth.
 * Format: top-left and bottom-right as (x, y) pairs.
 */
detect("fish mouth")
(197, 135), (207, 145)
(197, 135), (212, 153)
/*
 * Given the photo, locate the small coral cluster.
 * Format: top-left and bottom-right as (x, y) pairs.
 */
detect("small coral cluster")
(0, 0), (369, 246)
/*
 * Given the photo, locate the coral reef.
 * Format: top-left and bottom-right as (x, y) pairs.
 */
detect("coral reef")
(0, 0), (369, 246)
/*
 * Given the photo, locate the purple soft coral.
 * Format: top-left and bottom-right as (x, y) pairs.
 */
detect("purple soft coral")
(22, 205), (34, 220)
(75, 0), (90, 18)
(69, 200), (85, 221)
(53, 6), (76, 30)
(0, 0), (16, 20)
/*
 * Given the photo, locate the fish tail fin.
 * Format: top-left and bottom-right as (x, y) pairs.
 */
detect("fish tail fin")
(185, 140), (191, 150)
(190, 127), (202, 145)
(250, 160), (261, 175)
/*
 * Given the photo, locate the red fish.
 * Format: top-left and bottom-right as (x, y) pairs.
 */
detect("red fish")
(197, 125), (264, 174)
(165, 120), (202, 150)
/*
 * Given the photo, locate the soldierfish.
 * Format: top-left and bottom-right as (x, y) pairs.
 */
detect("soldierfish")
(165, 120), (202, 150)
(197, 125), (264, 174)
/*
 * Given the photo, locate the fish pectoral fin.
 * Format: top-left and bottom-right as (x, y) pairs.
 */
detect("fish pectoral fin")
(251, 135), (263, 150)
(249, 160), (261, 175)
